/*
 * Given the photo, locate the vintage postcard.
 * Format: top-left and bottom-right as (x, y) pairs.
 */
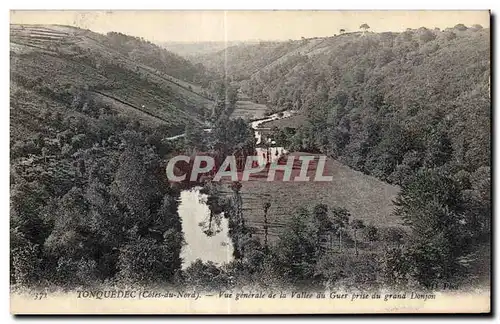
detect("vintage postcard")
(9, 10), (491, 314)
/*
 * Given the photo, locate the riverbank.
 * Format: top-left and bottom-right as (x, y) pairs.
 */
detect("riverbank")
(178, 187), (233, 268)
(175, 99), (400, 268)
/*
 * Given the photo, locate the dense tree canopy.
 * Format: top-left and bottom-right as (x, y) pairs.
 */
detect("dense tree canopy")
(10, 91), (185, 288)
(200, 26), (490, 289)
(11, 24), (490, 292)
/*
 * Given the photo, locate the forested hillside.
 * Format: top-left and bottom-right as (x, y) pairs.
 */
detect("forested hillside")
(193, 40), (308, 81)
(10, 22), (491, 292)
(104, 32), (212, 86)
(10, 24), (214, 288)
(200, 24), (491, 288)
(10, 24), (214, 141)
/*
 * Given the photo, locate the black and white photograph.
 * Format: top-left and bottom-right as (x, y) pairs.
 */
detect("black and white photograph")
(8, 10), (491, 314)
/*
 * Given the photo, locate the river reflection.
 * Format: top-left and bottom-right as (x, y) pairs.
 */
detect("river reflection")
(178, 187), (233, 269)
(177, 111), (294, 268)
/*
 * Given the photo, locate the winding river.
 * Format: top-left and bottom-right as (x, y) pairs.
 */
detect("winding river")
(177, 110), (295, 268)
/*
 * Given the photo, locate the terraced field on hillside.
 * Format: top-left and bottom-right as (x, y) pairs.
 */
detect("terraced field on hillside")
(10, 24), (214, 135)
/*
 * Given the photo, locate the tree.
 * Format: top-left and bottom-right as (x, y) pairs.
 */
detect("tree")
(11, 228), (41, 286)
(184, 122), (206, 152)
(360, 23), (370, 34)
(383, 244), (412, 287)
(424, 127), (453, 168)
(183, 260), (231, 291)
(382, 227), (405, 248)
(418, 28), (437, 43)
(454, 24), (468, 31)
(117, 236), (181, 284)
(313, 204), (330, 255)
(210, 117), (255, 157)
(461, 166), (491, 242)
(394, 169), (470, 287)
(330, 207), (350, 252)
(471, 24), (483, 31)
(444, 31), (457, 41)
(262, 201), (271, 252)
(363, 224), (379, 243)
(274, 208), (321, 284)
(228, 181), (246, 259)
(351, 219), (365, 256)
(112, 147), (155, 216)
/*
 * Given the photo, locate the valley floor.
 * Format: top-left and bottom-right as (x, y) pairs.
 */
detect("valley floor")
(219, 152), (401, 242)
(230, 94), (269, 120)
(224, 98), (401, 240)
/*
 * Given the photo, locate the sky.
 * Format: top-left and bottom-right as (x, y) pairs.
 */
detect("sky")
(10, 10), (490, 42)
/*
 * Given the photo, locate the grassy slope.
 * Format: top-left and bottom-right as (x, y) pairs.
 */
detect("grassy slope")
(231, 99), (268, 120)
(219, 152), (400, 242)
(10, 24), (214, 140)
(260, 113), (305, 128)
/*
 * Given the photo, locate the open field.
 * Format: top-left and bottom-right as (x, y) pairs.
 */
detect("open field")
(260, 112), (306, 129)
(231, 100), (269, 120)
(226, 97), (400, 241)
(219, 152), (401, 243)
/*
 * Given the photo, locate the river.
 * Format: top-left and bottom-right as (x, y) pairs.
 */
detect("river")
(178, 187), (233, 268)
(252, 111), (294, 166)
(177, 110), (295, 268)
